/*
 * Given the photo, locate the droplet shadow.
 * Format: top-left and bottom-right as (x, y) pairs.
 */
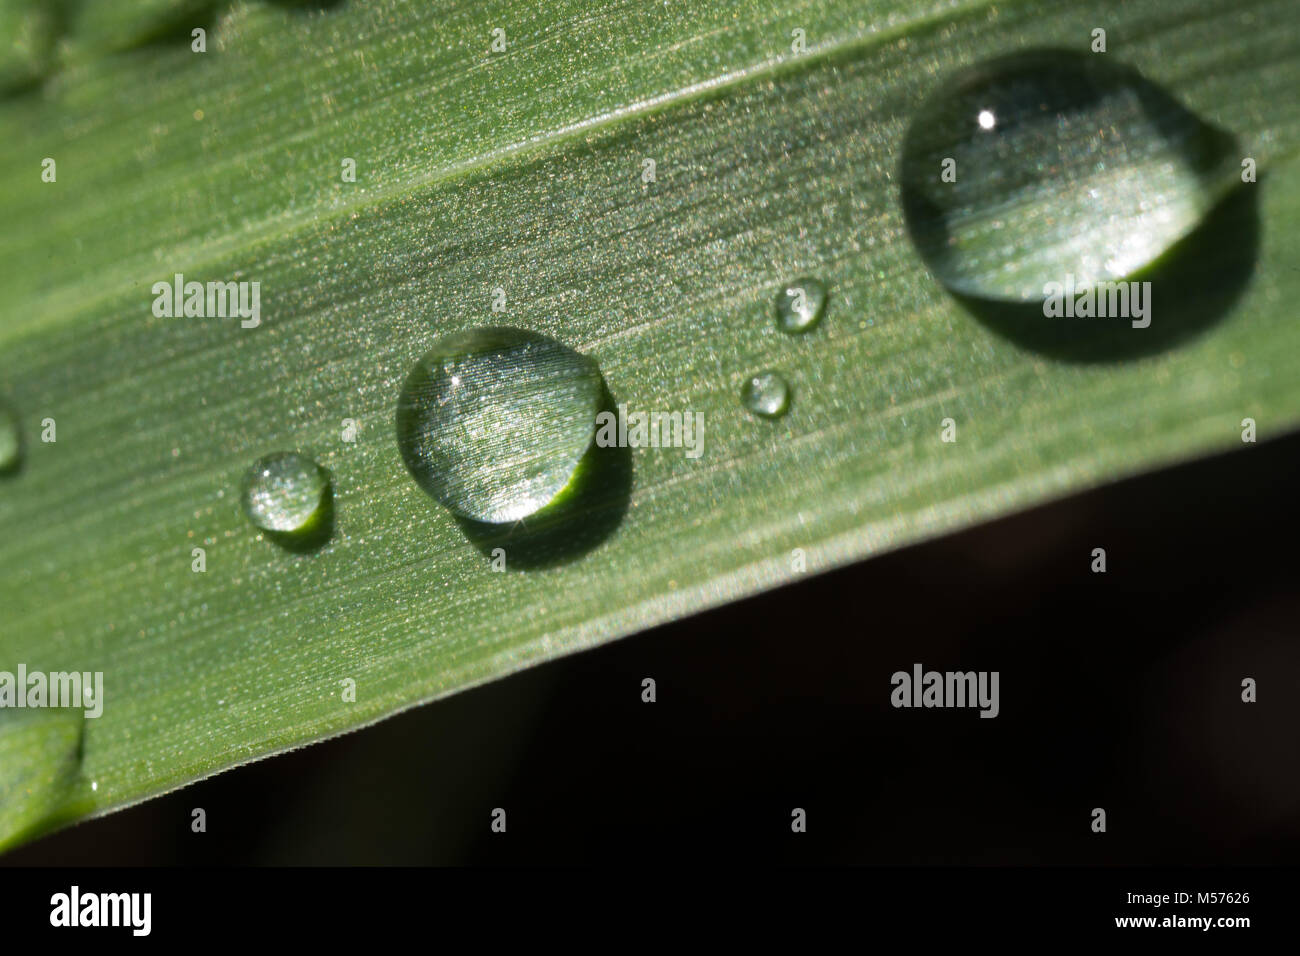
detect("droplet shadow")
(0, 446), (22, 478)
(456, 385), (633, 571)
(950, 182), (1260, 362)
(134, 3), (223, 50)
(0, 405), (22, 477)
(0, 707), (96, 847)
(264, 486), (335, 554)
(266, 0), (348, 10)
(136, 0), (346, 52)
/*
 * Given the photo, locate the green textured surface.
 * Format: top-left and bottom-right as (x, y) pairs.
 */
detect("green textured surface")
(1, 0), (1298, 849)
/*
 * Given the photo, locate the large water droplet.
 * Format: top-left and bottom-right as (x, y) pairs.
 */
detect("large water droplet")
(241, 452), (331, 534)
(0, 405), (21, 474)
(396, 327), (604, 524)
(741, 370), (791, 419)
(775, 278), (828, 333)
(900, 50), (1238, 302)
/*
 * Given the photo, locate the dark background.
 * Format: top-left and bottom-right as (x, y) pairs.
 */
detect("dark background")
(5, 433), (1297, 865)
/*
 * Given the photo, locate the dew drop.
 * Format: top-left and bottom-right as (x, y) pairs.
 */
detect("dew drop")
(741, 370), (791, 419)
(0, 405), (20, 474)
(900, 50), (1239, 302)
(395, 327), (604, 524)
(240, 452), (331, 534)
(774, 277), (828, 333)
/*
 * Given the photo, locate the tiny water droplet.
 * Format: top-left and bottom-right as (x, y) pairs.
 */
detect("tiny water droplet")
(240, 452), (331, 534)
(900, 50), (1238, 302)
(0, 405), (20, 474)
(775, 278), (828, 333)
(396, 327), (604, 524)
(741, 370), (791, 419)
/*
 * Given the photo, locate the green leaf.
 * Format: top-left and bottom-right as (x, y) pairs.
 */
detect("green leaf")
(2, 0), (1298, 849)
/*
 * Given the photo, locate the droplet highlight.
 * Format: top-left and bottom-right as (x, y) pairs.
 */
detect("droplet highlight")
(396, 327), (604, 524)
(775, 278), (828, 333)
(899, 50), (1239, 302)
(741, 370), (791, 419)
(240, 452), (331, 535)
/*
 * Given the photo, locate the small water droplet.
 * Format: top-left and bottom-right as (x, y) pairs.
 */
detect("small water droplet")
(900, 50), (1238, 302)
(775, 278), (828, 333)
(396, 327), (604, 524)
(240, 452), (331, 534)
(0, 405), (20, 474)
(741, 370), (791, 419)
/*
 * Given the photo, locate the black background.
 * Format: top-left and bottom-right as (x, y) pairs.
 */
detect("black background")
(4, 433), (1297, 866)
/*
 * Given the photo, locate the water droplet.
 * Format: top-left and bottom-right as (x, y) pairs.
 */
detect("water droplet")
(741, 370), (791, 419)
(0, 405), (20, 474)
(775, 278), (828, 333)
(240, 452), (331, 534)
(900, 50), (1238, 302)
(396, 327), (604, 524)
